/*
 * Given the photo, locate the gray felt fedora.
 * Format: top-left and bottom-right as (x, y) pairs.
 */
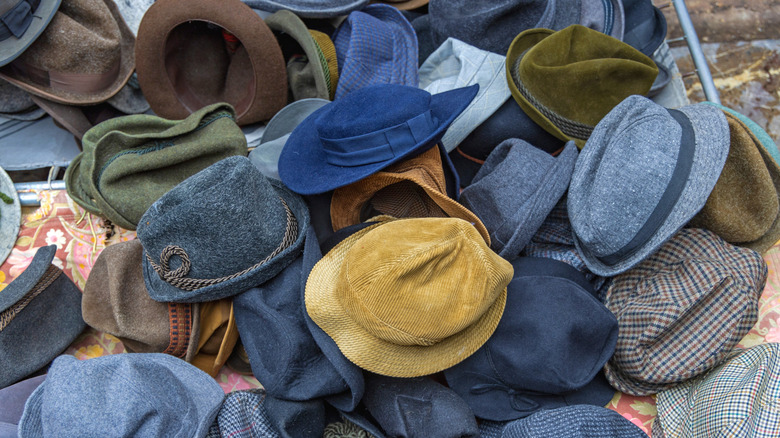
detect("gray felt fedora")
(0, 164), (20, 266)
(18, 353), (225, 438)
(568, 95), (730, 276)
(461, 139), (578, 260)
(0, 245), (85, 389)
(137, 156), (310, 303)
(0, 0), (60, 67)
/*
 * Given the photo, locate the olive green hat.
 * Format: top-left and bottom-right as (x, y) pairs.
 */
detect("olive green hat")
(506, 24), (658, 148)
(64, 102), (247, 230)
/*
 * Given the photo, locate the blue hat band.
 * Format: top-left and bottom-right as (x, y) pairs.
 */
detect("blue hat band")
(0, 0), (38, 40)
(321, 110), (438, 167)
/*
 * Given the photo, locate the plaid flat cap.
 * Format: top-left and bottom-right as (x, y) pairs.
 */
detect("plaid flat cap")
(206, 389), (280, 438)
(654, 343), (780, 438)
(603, 228), (766, 396)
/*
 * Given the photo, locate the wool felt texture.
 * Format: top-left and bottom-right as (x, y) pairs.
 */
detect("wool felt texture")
(568, 95), (730, 276)
(64, 102), (247, 230)
(263, 396), (327, 438)
(419, 37), (511, 153)
(603, 228), (766, 396)
(506, 25), (658, 148)
(361, 373), (479, 438)
(249, 98), (329, 181)
(0, 374), (46, 438)
(0, 245), (85, 389)
(18, 354), (224, 438)
(444, 256), (618, 421)
(500, 405), (648, 438)
(621, 0), (667, 56)
(309, 30), (338, 99)
(305, 215), (513, 378)
(333, 4), (418, 100)
(205, 389), (282, 438)
(265, 10), (329, 101)
(461, 139), (577, 260)
(278, 83), (478, 195)
(689, 107), (780, 254)
(653, 343), (780, 438)
(135, 0), (287, 126)
(0, 78), (38, 114)
(0, 0), (135, 105)
(240, 0), (369, 18)
(329, 145), (490, 244)
(138, 156), (310, 303)
(707, 102), (780, 166)
(0, 0), (60, 67)
(0, 166), (20, 266)
(104, 76), (150, 115)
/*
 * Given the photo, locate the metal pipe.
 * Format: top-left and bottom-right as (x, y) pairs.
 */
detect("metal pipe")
(14, 180), (66, 207)
(671, 0), (721, 104)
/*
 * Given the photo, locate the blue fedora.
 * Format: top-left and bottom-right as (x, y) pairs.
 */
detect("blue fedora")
(278, 83), (478, 195)
(444, 257), (618, 421)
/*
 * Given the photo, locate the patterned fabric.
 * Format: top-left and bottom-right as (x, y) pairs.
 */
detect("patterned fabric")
(603, 228), (767, 396)
(323, 419), (375, 438)
(206, 389), (280, 438)
(654, 343), (780, 438)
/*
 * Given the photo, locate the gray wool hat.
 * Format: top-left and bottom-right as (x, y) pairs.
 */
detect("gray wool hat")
(0, 165), (20, 266)
(461, 139), (578, 261)
(18, 353), (225, 438)
(568, 95), (730, 276)
(0, 79), (44, 120)
(137, 156), (310, 303)
(0, 245), (85, 389)
(240, 0), (369, 18)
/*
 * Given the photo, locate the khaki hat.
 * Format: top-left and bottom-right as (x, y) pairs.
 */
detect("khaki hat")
(330, 146), (491, 244)
(0, 0), (135, 105)
(82, 240), (238, 377)
(688, 109), (780, 254)
(135, 0), (287, 125)
(309, 30), (338, 100)
(305, 216), (513, 378)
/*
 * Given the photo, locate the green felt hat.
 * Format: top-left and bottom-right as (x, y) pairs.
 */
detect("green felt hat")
(506, 24), (658, 149)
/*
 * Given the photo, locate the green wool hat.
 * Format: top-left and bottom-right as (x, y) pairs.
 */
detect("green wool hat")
(506, 25), (658, 149)
(65, 103), (247, 230)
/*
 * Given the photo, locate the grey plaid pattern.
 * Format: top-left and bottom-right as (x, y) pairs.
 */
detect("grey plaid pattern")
(603, 228), (767, 396)
(206, 389), (280, 438)
(654, 343), (780, 438)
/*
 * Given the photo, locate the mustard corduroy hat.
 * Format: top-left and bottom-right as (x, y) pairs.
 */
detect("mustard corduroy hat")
(305, 216), (513, 378)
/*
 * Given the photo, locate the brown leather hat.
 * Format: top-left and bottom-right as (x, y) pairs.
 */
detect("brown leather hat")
(0, 0), (135, 105)
(135, 0), (287, 125)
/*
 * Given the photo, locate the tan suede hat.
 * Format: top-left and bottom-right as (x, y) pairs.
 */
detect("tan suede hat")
(0, 0), (135, 105)
(135, 0), (287, 125)
(330, 146), (491, 245)
(306, 216), (513, 378)
(82, 240), (238, 377)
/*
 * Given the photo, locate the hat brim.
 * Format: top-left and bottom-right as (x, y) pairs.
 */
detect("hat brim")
(105, 81), (150, 114)
(278, 84), (479, 195)
(261, 98), (330, 144)
(242, 0), (370, 18)
(372, 0), (429, 10)
(0, 0), (135, 105)
(0, 0), (61, 67)
(304, 216), (507, 378)
(63, 154), (102, 216)
(0, 166), (20, 266)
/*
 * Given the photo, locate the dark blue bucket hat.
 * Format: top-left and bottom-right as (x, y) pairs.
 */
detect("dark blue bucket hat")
(444, 257), (618, 421)
(278, 83), (478, 195)
(138, 156), (310, 303)
(500, 405), (648, 437)
(0, 374), (46, 438)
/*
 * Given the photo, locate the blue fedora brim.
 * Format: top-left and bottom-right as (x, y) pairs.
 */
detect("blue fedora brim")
(278, 84), (479, 195)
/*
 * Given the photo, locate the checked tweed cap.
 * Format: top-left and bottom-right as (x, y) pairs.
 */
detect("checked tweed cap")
(653, 343), (780, 438)
(603, 228), (766, 396)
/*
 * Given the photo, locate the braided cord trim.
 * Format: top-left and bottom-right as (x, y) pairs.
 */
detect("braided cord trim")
(0, 265), (62, 331)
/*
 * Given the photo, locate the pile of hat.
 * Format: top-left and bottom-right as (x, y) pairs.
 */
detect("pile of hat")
(1, 0), (779, 437)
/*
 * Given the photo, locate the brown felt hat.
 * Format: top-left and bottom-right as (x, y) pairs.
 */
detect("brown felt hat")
(688, 110), (780, 254)
(135, 0), (287, 126)
(0, 0), (135, 106)
(330, 146), (491, 245)
(82, 240), (238, 377)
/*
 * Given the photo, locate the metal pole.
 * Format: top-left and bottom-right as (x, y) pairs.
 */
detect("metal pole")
(14, 180), (66, 207)
(671, 0), (721, 104)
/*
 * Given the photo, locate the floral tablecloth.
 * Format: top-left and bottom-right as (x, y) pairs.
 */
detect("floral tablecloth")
(3, 189), (780, 436)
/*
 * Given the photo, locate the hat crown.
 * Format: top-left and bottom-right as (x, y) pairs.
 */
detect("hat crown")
(339, 218), (511, 347)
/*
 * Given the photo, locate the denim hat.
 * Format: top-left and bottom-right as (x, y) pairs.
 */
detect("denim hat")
(18, 354), (225, 438)
(206, 389), (281, 438)
(0, 0), (60, 67)
(419, 37), (511, 153)
(333, 4), (418, 99)
(0, 165), (20, 266)
(569, 95), (730, 276)
(240, 0), (368, 18)
(444, 256), (617, 421)
(138, 156), (309, 303)
(413, 0), (625, 62)
(278, 83), (478, 195)
(0, 245), (85, 389)
(0, 374), (45, 438)
(654, 343), (780, 438)
(621, 0), (667, 57)
(501, 405), (648, 438)
(461, 139), (577, 260)
(603, 228), (766, 396)
(361, 373), (479, 438)
(249, 98), (329, 181)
